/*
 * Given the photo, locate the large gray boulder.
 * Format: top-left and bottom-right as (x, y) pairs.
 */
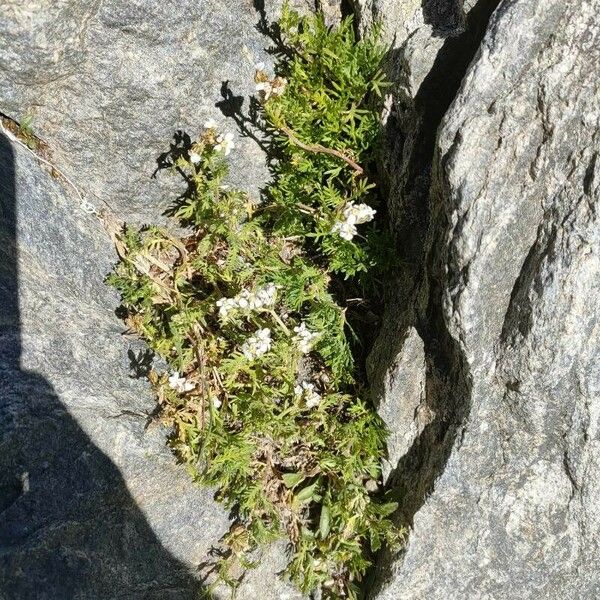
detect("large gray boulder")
(369, 0), (600, 597)
(0, 132), (227, 598)
(0, 0), (286, 223)
(0, 1), (315, 597)
(0, 133), (303, 599)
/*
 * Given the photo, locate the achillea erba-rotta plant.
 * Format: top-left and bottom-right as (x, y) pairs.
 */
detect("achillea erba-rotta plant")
(108, 6), (402, 598)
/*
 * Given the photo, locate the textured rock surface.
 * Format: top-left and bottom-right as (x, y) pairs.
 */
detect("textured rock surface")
(0, 134), (302, 599)
(0, 0), (291, 223)
(0, 2), (321, 597)
(1, 0), (599, 597)
(370, 0), (600, 597)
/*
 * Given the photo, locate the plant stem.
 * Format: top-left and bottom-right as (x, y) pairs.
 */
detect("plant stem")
(279, 124), (364, 176)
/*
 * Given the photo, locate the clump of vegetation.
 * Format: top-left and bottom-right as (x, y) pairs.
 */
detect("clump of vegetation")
(1, 113), (43, 152)
(108, 6), (401, 598)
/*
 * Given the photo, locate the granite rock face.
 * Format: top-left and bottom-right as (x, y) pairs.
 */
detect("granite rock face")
(369, 0), (600, 597)
(1, 0), (599, 597)
(0, 0), (286, 223)
(0, 134), (302, 599)
(0, 2), (317, 597)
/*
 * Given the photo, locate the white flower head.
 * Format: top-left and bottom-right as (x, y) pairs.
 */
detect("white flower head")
(343, 202), (376, 225)
(168, 371), (195, 393)
(204, 118), (218, 130)
(332, 219), (358, 241)
(255, 80), (273, 100)
(254, 61), (266, 72)
(271, 76), (288, 98)
(255, 283), (277, 308)
(331, 202), (375, 241)
(216, 283), (278, 319)
(216, 297), (237, 319)
(189, 151), (202, 164)
(293, 322), (318, 354)
(255, 77), (287, 102)
(211, 396), (222, 409)
(241, 328), (272, 360)
(215, 132), (235, 156)
(294, 381), (321, 408)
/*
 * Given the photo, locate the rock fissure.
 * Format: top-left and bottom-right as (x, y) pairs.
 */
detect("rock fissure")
(360, 0), (503, 595)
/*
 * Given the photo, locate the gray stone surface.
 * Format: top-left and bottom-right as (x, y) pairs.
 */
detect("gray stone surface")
(0, 0), (285, 223)
(370, 0), (600, 597)
(368, 317), (427, 483)
(0, 134), (301, 599)
(353, 0), (476, 101)
(2, 0), (599, 597)
(0, 2), (320, 597)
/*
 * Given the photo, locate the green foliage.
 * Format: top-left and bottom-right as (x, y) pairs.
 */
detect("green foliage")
(108, 6), (401, 598)
(18, 113), (38, 150)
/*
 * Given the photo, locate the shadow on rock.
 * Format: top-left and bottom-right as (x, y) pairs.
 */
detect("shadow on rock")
(0, 134), (208, 599)
(364, 0), (502, 595)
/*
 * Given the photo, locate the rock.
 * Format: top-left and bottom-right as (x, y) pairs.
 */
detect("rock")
(367, 316), (428, 483)
(0, 2), (330, 597)
(361, 0), (494, 505)
(0, 0), (287, 223)
(0, 133), (301, 599)
(3, 0), (598, 597)
(369, 0), (600, 597)
(353, 0), (476, 101)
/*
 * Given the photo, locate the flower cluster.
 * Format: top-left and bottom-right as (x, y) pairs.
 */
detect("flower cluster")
(254, 62), (288, 102)
(168, 371), (194, 393)
(215, 132), (235, 156)
(331, 202), (376, 241)
(189, 119), (235, 162)
(294, 381), (321, 408)
(293, 322), (319, 354)
(241, 328), (272, 360)
(216, 283), (278, 319)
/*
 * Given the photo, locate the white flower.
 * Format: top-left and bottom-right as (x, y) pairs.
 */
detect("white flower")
(271, 76), (287, 98)
(307, 393), (321, 409)
(255, 77), (287, 102)
(204, 118), (218, 130)
(189, 151), (201, 164)
(294, 381), (321, 408)
(215, 284), (278, 319)
(343, 202), (376, 225)
(255, 80), (273, 99)
(255, 283), (277, 308)
(241, 328), (272, 360)
(215, 132), (235, 155)
(332, 219), (358, 241)
(331, 202), (376, 241)
(254, 61), (266, 72)
(168, 371), (195, 393)
(212, 396), (222, 409)
(216, 297), (236, 318)
(293, 322), (318, 354)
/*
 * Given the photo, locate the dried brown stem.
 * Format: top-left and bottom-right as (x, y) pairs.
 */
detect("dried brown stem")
(279, 124), (364, 175)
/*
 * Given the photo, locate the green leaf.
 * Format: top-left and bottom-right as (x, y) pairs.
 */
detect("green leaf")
(282, 472), (305, 489)
(379, 502), (399, 517)
(296, 482), (318, 503)
(319, 505), (331, 539)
